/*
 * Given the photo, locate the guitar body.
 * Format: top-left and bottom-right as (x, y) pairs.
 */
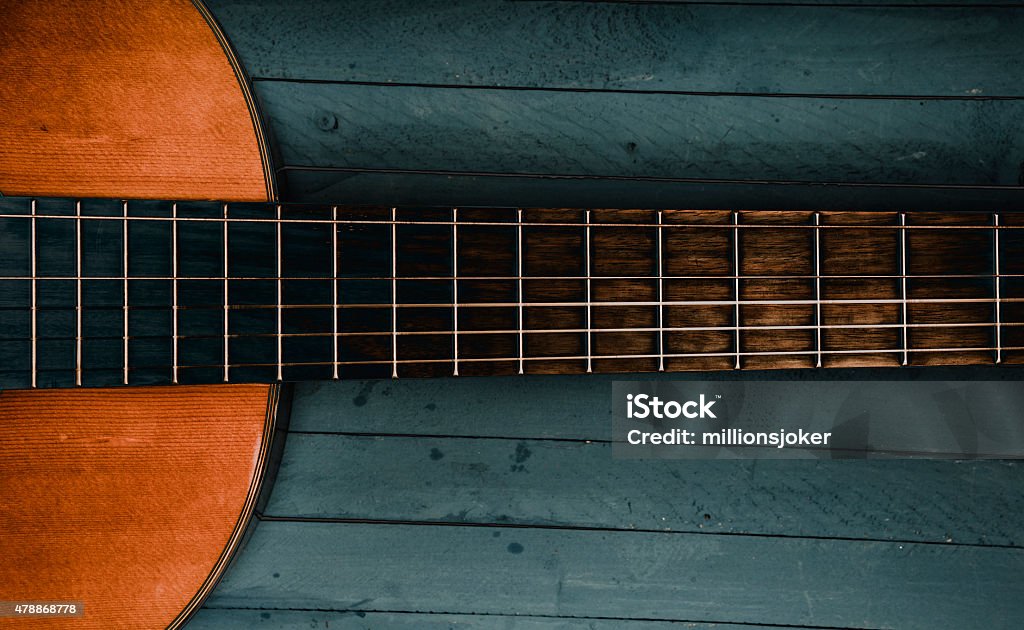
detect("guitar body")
(0, 1), (281, 627)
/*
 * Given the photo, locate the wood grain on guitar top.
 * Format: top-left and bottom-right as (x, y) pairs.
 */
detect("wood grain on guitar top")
(0, 385), (272, 629)
(0, 0), (267, 201)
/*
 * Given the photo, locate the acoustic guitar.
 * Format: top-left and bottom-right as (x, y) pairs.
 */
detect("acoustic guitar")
(2, 1), (1022, 629)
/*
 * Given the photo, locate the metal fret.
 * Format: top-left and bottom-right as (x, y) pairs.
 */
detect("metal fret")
(331, 205), (339, 379)
(171, 202), (179, 383)
(733, 211), (741, 370)
(994, 213), (1002, 364)
(900, 212), (909, 366)
(222, 203), (229, 382)
(391, 206), (398, 379)
(584, 209), (592, 373)
(814, 211), (822, 368)
(657, 209), (665, 372)
(75, 201), (82, 386)
(517, 208), (524, 375)
(30, 199), (37, 388)
(452, 207), (459, 376)
(276, 204), (283, 381)
(122, 201), (129, 385)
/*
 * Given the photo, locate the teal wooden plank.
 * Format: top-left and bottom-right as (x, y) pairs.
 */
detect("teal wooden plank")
(207, 1), (1024, 97)
(288, 369), (1020, 439)
(290, 376), (617, 438)
(188, 608), (791, 629)
(281, 168), (1024, 211)
(206, 521), (1024, 628)
(255, 81), (1024, 187)
(267, 434), (1024, 547)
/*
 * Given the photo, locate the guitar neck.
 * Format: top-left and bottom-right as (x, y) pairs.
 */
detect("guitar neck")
(1, 196), (1022, 388)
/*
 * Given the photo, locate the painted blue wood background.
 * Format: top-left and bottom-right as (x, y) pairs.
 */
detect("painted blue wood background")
(188, 369), (1024, 629)
(187, 2), (1024, 627)
(203, 0), (1024, 211)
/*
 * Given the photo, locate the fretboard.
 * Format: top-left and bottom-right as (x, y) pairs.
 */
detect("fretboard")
(1, 196), (1022, 388)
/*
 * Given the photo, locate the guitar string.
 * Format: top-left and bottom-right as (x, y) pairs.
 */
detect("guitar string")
(11, 344), (1023, 378)
(3, 273), (1017, 280)
(4, 210), (1019, 230)
(8, 297), (1012, 308)
(8, 320), (1023, 343)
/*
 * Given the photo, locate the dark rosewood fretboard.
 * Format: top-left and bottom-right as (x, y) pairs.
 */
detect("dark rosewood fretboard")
(1, 196), (1023, 388)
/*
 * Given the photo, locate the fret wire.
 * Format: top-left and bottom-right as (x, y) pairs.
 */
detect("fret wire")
(657, 209), (665, 372)
(332, 205), (339, 379)
(585, 209), (592, 373)
(75, 200), (82, 386)
(172, 202), (179, 384)
(222, 203), (229, 382)
(733, 211), (741, 370)
(122, 200), (129, 385)
(2, 211), (1010, 231)
(994, 213), (1002, 364)
(452, 207), (459, 376)
(276, 204), (283, 381)
(391, 207), (398, 379)
(30, 199), (37, 388)
(18, 319), (1024, 345)
(900, 212), (909, 366)
(814, 211), (822, 368)
(517, 208), (524, 375)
